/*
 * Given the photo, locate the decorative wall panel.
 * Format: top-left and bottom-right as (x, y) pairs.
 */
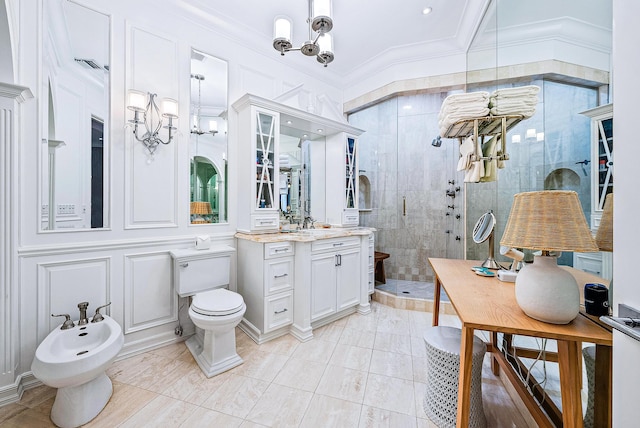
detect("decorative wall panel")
(124, 251), (176, 333)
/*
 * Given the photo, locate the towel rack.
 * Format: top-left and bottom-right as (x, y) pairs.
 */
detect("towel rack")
(443, 115), (524, 162)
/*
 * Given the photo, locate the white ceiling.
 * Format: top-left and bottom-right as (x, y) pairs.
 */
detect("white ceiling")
(182, 0), (489, 79)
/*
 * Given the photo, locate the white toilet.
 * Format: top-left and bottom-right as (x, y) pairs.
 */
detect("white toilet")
(170, 245), (246, 377)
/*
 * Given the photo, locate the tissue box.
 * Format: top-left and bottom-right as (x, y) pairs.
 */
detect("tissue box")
(195, 236), (211, 250)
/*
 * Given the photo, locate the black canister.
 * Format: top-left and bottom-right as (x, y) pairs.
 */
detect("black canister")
(584, 283), (609, 316)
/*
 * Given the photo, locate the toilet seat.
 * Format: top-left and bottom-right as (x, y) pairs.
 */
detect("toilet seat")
(191, 288), (244, 316)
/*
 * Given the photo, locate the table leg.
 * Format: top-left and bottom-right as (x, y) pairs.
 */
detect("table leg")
(456, 325), (475, 428)
(490, 332), (499, 376)
(557, 340), (583, 428)
(432, 276), (441, 327)
(593, 344), (612, 428)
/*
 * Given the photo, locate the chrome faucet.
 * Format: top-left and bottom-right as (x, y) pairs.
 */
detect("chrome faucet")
(91, 302), (112, 323)
(77, 302), (89, 325)
(302, 216), (315, 229)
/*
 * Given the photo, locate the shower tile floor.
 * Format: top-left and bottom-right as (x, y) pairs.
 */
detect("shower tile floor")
(376, 279), (450, 302)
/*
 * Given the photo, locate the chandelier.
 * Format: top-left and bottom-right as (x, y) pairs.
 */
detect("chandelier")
(190, 74), (218, 136)
(272, 0), (334, 67)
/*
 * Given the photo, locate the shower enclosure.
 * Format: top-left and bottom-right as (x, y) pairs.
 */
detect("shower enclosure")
(349, 0), (610, 298)
(349, 95), (465, 298)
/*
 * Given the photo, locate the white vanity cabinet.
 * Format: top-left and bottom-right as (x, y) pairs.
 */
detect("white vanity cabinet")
(234, 97), (280, 233)
(367, 233), (375, 294)
(574, 104), (613, 281)
(581, 103), (613, 230)
(310, 237), (361, 321)
(325, 133), (359, 227)
(237, 239), (294, 343)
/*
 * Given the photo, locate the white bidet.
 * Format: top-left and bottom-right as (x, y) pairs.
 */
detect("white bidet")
(31, 315), (124, 428)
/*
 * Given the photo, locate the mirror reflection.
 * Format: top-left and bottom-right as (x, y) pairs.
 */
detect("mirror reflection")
(189, 49), (228, 224)
(41, 0), (110, 231)
(278, 121), (325, 229)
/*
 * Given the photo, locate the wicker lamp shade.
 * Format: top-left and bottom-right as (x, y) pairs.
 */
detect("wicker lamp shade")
(595, 193), (613, 252)
(190, 201), (212, 215)
(500, 190), (598, 253)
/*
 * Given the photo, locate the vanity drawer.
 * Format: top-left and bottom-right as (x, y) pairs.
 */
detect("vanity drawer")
(311, 236), (361, 253)
(251, 214), (279, 231)
(265, 257), (294, 295)
(265, 241), (294, 259)
(265, 291), (293, 332)
(342, 211), (359, 225)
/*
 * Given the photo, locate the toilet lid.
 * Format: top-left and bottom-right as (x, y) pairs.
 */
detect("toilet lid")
(191, 288), (244, 316)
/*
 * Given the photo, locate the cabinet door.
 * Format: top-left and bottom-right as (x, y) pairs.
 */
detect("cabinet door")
(595, 116), (613, 210)
(254, 108), (278, 211)
(311, 252), (337, 321)
(345, 137), (357, 209)
(336, 248), (361, 311)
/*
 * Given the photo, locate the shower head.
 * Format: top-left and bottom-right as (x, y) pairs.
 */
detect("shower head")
(431, 136), (442, 147)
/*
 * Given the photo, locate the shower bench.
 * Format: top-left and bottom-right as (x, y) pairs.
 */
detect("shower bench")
(374, 251), (390, 284)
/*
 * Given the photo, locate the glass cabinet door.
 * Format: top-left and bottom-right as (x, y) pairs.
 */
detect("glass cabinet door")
(345, 137), (357, 209)
(255, 111), (277, 210)
(596, 116), (613, 210)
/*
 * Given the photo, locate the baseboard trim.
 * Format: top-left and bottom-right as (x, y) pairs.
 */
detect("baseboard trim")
(0, 372), (39, 407)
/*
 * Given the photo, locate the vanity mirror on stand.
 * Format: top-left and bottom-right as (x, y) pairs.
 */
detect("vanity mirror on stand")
(40, 0), (110, 231)
(189, 49), (228, 224)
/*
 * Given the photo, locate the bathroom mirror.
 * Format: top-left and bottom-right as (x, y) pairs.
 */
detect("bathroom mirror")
(279, 135), (303, 221)
(278, 118), (325, 226)
(40, 0), (110, 231)
(189, 49), (228, 224)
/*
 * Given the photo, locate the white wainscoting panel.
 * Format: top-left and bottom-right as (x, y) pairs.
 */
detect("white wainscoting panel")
(124, 251), (177, 333)
(238, 65), (277, 100)
(125, 25), (179, 228)
(37, 257), (111, 335)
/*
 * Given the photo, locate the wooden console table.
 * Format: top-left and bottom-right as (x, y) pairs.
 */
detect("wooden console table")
(429, 258), (612, 428)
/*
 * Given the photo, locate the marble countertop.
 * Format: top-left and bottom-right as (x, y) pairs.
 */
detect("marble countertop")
(235, 227), (374, 243)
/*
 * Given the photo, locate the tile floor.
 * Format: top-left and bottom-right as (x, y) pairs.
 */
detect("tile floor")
(376, 279), (450, 302)
(1, 302), (538, 427)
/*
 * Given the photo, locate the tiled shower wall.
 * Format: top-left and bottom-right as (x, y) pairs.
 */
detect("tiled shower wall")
(349, 94), (465, 283)
(465, 80), (598, 267)
(350, 79), (598, 282)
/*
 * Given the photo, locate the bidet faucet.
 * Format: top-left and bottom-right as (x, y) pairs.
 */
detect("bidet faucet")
(77, 302), (89, 325)
(51, 313), (75, 330)
(91, 302), (112, 323)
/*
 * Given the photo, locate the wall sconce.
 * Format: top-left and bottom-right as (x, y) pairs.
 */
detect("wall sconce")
(127, 90), (178, 158)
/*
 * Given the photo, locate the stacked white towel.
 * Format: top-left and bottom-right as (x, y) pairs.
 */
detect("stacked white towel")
(489, 85), (540, 118)
(279, 154), (290, 167)
(438, 91), (490, 137)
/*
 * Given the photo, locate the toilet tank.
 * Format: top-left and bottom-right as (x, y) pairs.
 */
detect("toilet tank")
(170, 245), (235, 297)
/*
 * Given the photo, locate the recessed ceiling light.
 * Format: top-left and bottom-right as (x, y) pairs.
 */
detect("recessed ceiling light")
(303, 134), (308, 138)
(286, 120), (292, 125)
(403, 105), (412, 110)
(422, 7), (432, 15)
(317, 128), (323, 133)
